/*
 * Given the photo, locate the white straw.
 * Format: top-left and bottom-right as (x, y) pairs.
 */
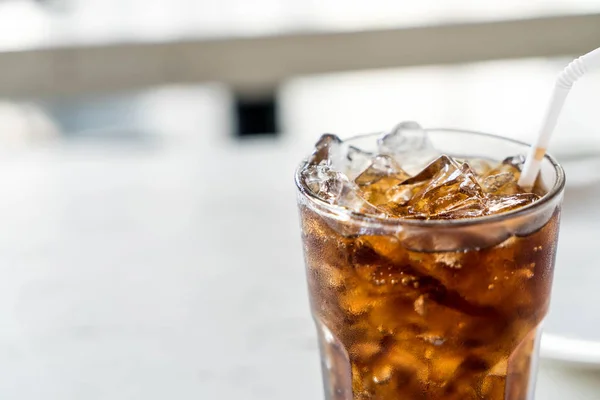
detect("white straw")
(518, 47), (600, 188)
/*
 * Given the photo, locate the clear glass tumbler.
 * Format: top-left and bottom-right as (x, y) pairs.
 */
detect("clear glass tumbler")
(295, 129), (565, 400)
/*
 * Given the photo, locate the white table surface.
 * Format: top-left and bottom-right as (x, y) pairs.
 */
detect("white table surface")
(0, 130), (597, 399)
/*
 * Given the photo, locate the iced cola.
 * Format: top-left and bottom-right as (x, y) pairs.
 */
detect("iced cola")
(296, 124), (564, 400)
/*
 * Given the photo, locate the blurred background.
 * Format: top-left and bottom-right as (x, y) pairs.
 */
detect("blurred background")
(0, 0), (599, 399)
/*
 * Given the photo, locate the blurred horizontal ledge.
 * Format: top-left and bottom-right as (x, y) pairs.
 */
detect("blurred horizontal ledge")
(1, 13), (600, 97)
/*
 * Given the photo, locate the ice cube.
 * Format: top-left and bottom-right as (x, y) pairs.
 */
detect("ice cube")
(379, 155), (458, 214)
(502, 154), (526, 170)
(481, 158), (531, 197)
(399, 226), (511, 252)
(377, 121), (439, 174)
(355, 155), (408, 186)
(464, 158), (494, 176)
(355, 155), (410, 206)
(481, 375), (506, 399)
(308, 134), (374, 181)
(385, 156), (487, 219)
(308, 133), (343, 165)
(485, 193), (539, 214)
(337, 182), (386, 215)
(302, 163), (345, 203)
(301, 163), (383, 215)
(378, 121), (426, 154)
(481, 172), (519, 195)
(417, 163), (487, 219)
(344, 145), (374, 180)
(350, 342), (382, 361)
(399, 155), (461, 186)
(340, 286), (375, 315)
(384, 182), (422, 208)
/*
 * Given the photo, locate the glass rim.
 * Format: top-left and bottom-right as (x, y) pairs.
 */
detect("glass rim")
(294, 128), (566, 228)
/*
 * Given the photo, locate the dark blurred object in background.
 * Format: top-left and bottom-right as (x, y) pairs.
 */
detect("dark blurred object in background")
(235, 94), (278, 137)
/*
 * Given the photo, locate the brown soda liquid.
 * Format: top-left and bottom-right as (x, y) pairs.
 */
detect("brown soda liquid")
(299, 203), (560, 400)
